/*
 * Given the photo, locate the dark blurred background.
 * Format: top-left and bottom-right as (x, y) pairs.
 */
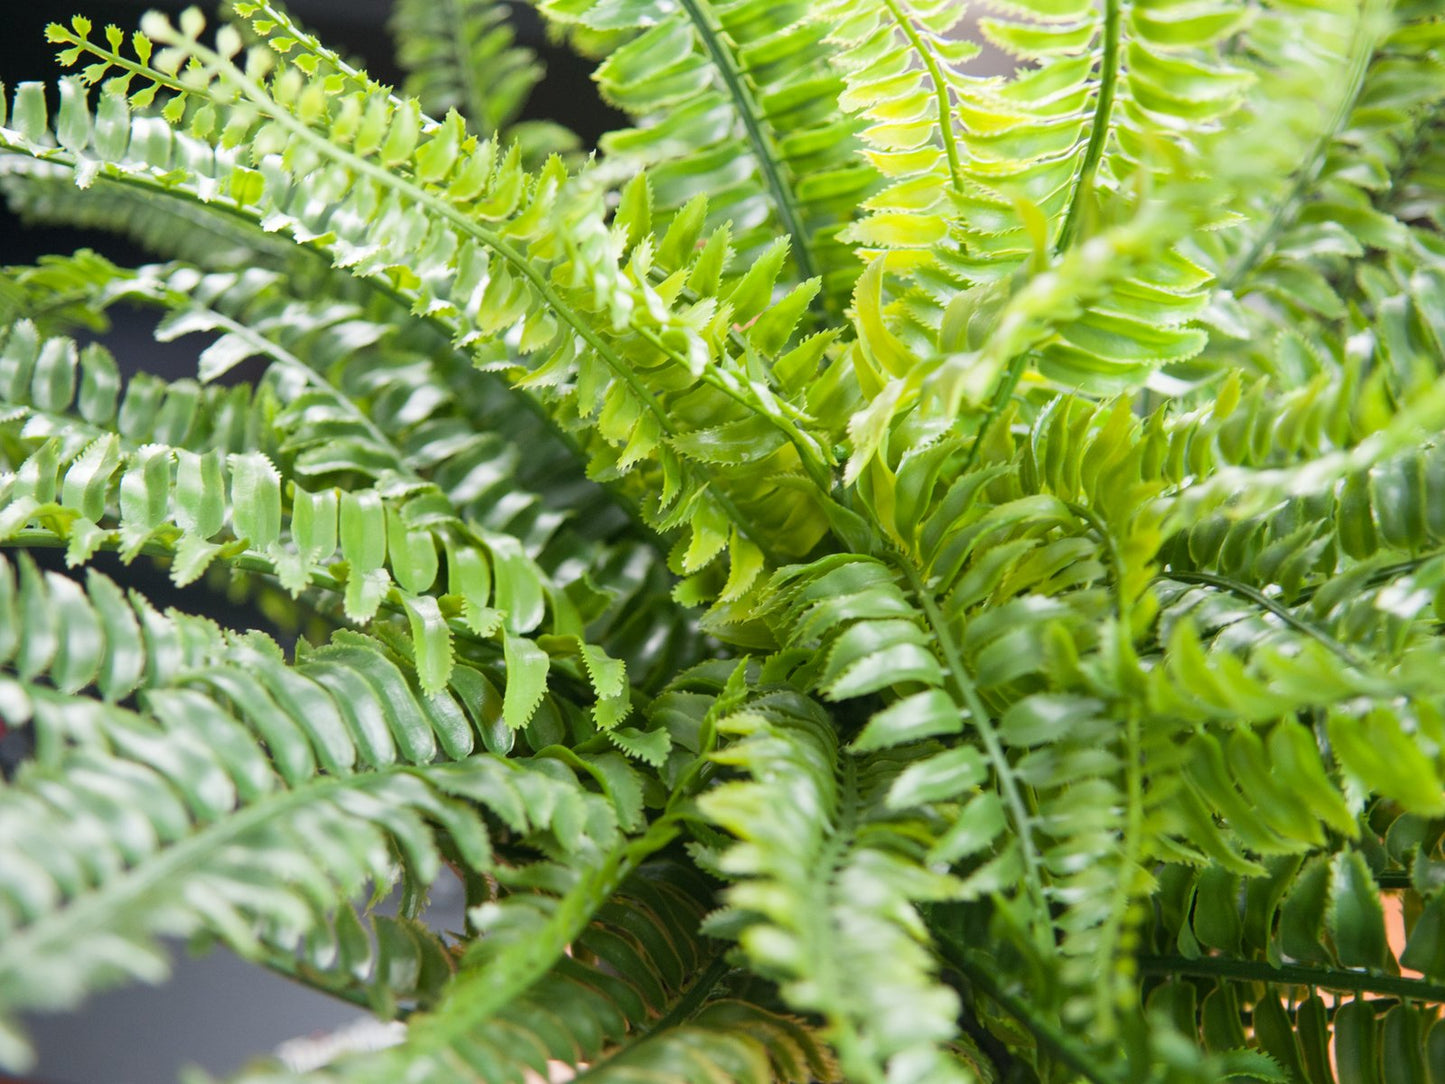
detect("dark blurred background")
(0, 3), (605, 1081)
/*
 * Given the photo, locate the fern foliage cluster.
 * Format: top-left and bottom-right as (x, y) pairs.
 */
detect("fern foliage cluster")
(5, 0), (1445, 1079)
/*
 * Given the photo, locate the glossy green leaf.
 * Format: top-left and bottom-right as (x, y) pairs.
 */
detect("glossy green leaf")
(502, 632), (549, 729)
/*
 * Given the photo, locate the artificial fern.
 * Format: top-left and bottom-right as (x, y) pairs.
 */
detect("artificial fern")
(7, 0), (1445, 1080)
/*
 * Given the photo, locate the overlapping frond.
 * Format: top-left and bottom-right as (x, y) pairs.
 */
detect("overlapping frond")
(789, 367), (1445, 1076)
(4, 252), (626, 548)
(0, 317), (656, 755)
(820, 0), (1247, 266)
(813, 0), (1250, 417)
(0, 547), (635, 1072)
(3, 248), (703, 689)
(762, 404), (1169, 1064)
(214, 862), (835, 1084)
(4, 14), (842, 621)
(1142, 843), (1445, 1084)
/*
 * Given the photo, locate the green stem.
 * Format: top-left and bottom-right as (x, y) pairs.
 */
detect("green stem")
(674, 0), (816, 283)
(880, 0), (964, 193)
(255, 945), (390, 1015)
(1093, 705), (1142, 1033)
(1136, 953), (1445, 1003)
(1055, 0), (1121, 253)
(1062, 500), (1126, 622)
(141, 287), (408, 477)
(969, 0), (1121, 459)
(247, 2), (375, 92)
(629, 322), (838, 511)
(1160, 569), (1364, 667)
(412, 817), (680, 1050)
(961, 351), (1028, 476)
(900, 562), (1052, 956)
(639, 955), (731, 1038)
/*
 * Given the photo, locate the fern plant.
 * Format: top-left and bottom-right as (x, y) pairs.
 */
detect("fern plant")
(5, 0), (1445, 1079)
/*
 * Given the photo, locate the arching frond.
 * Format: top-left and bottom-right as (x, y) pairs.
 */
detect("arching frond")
(7, 18), (842, 617)
(0, 547), (637, 1072)
(0, 320), (653, 749)
(3, 248), (702, 689)
(0, 163), (299, 270)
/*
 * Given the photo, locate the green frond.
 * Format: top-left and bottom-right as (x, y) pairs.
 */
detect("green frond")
(4, 21), (843, 617)
(814, 0), (1248, 413)
(0, 315), (272, 457)
(389, 0), (566, 153)
(542, 0), (876, 310)
(5, 253), (628, 547)
(697, 688), (984, 1084)
(1184, 0), (1445, 407)
(1209, 0), (1410, 294)
(1, 550), (484, 773)
(2, 240), (697, 689)
(1, 270), (699, 740)
(0, 166), (300, 269)
(214, 862), (836, 1084)
(0, 549), (640, 1072)
(3, 248), (698, 691)
(1138, 842), (1445, 1083)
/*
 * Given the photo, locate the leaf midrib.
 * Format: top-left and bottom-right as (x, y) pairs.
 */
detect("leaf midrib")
(0, 760), (382, 987)
(674, 0), (817, 284)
